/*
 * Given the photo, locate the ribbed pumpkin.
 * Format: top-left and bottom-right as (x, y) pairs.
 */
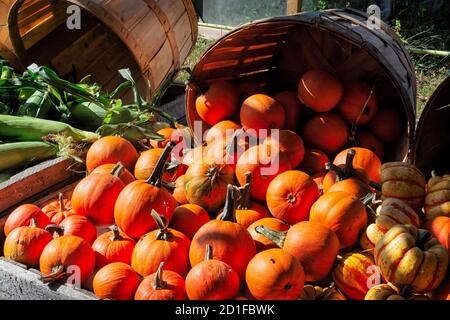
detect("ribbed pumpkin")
(205, 129), (248, 170)
(93, 262), (140, 300)
(255, 221), (340, 282)
(4, 204), (50, 237)
(266, 170), (319, 224)
(240, 94), (285, 136)
(332, 253), (375, 300)
(360, 198), (420, 251)
(134, 148), (184, 183)
(374, 224), (449, 293)
(262, 130), (305, 168)
(246, 248), (305, 300)
(297, 69), (343, 112)
(247, 218), (290, 253)
(334, 147), (382, 183)
(217, 172), (270, 229)
(235, 145), (292, 201)
(41, 193), (75, 224)
(92, 225), (136, 269)
(189, 185), (256, 280)
(71, 163), (126, 225)
(91, 162), (135, 185)
(184, 158), (234, 213)
(195, 81), (240, 126)
(380, 162), (426, 212)
(354, 131), (384, 160)
(40, 235), (95, 285)
(424, 172), (450, 219)
(274, 91), (305, 131)
(302, 112), (349, 155)
(337, 81), (378, 125)
(205, 120), (241, 145)
(299, 284), (346, 300)
(186, 244), (240, 300)
(425, 216), (450, 255)
(297, 148), (330, 175)
(132, 210), (190, 277)
(310, 191), (368, 248)
(4, 219), (52, 268)
(368, 106), (404, 143)
(135, 262), (187, 300)
(46, 215), (97, 245)
(169, 204), (210, 239)
(173, 175), (188, 205)
(85, 136), (138, 173)
(114, 142), (178, 239)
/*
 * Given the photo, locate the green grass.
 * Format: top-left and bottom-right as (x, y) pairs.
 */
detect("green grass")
(177, 38), (214, 81)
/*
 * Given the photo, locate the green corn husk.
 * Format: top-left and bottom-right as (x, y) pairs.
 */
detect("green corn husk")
(0, 141), (58, 172)
(0, 115), (100, 142)
(17, 90), (52, 118)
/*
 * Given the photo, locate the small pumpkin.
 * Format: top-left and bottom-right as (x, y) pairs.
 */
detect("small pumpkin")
(310, 191), (368, 248)
(72, 162), (126, 225)
(132, 210), (190, 277)
(134, 148), (184, 183)
(255, 221), (340, 282)
(354, 131), (384, 160)
(274, 91), (305, 131)
(424, 172), (450, 219)
(135, 262), (187, 300)
(4, 204), (50, 237)
(114, 142), (178, 239)
(299, 283), (346, 300)
(266, 170), (319, 224)
(262, 130), (305, 168)
(368, 106), (404, 143)
(92, 225), (136, 269)
(93, 262), (140, 300)
(332, 253), (376, 300)
(364, 284), (404, 300)
(205, 129), (248, 170)
(297, 148), (329, 175)
(41, 193), (75, 224)
(3, 219), (52, 268)
(185, 244), (240, 300)
(169, 204), (210, 239)
(247, 218), (290, 252)
(205, 120), (241, 145)
(46, 215), (97, 245)
(91, 162), (135, 185)
(374, 224), (449, 293)
(302, 112), (349, 155)
(337, 81), (378, 125)
(425, 216), (450, 255)
(190, 185), (256, 280)
(380, 162), (426, 212)
(246, 248), (305, 300)
(172, 175), (188, 204)
(334, 147), (382, 183)
(86, 136), (138, 173)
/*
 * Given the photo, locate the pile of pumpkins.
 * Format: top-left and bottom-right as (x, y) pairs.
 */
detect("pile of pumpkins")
(2, 68), (450, 300)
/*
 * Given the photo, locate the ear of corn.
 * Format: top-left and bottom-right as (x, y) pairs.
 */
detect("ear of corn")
(0, 141), (58, 172)
(17, 90), (53, 118)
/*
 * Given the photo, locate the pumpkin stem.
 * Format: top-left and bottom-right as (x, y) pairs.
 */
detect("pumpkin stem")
(109, 225), (122, 241)
(431, 170), (437, 177)
(219, 184), (238, 222)
(205, 244), (213, 261)
(29, 217), (38, 228)
(110, 162), (125, 178)
(343, 149), (357, 178)
(254, 225), (286, 248)
(146, 141), (176, 187)
(237, 171), (252, 210)
(40, 265), (67, 284)
(151, 210), (172, 241)
(324, 162), (346, 182)
(45, 224), (64, 237)
(416, 229), (432, 249)
(58, 192), (66, 212)
(152, 262), (167, 290)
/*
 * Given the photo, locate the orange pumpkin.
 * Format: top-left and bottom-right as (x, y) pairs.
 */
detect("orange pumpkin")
(424, 216), (450, 255)
(132, 210), (190, 277)
(41, 193), (75, 225)
(93, 262), (140, 300)
(240, 94), (285, 136)
(4, 204), (50, 237)
(247, 217), (290, 252)
(169, 204), (210, 239)
(172, 175), (188, 204)
(327, 178), (372, 198)
(91, 162), (135, 185)
(262, 130), (305, 168)
(246, 248), (305, 300)
(134, 148), (184, 183)
(190, 185), (256, 280)
(274, 91), (305, 131)
(310, 191), (368, 248)
(302, 112), (349, 155)
(368, 106), (404, 143)
(205, 129), (248, 170)
(85, 136), (138, 173)
(354, 131), (385, 160)
(185, 244), (240, 300)
(92, 225), (136, 269)
(181, 146), (207, 167)
(337, 81), (378, 126)
(196, 81), (240, 125)
(266, 170), (319, 224)
(135, 262), (187, 300)
(114, 142), (178, 239)
(297, 69), (343, 112)
(255, 221), (340, 282)
(333, 147), (382, 183)
(205, 120), (241, 145)
(46, 215), (97, 245)
(297, 148), (329, 175)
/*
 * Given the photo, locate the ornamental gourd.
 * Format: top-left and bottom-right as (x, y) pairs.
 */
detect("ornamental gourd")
(114, 142), (178, 239)
(424, 172), (450, 219)
(93, 262), (140, 300)
(4, 204), (50, 237)
(364, 284), (404, 300)
(189, 185), (256, 280)
(41, 193), (75, 224)
(374, 224), (449, 293)
(266, 170), (319, 224)
(299, 283), (346, 300)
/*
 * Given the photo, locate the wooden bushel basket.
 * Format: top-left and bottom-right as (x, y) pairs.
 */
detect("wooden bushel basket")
(185, 9), (417, 162)
(0, 0), (198, 100)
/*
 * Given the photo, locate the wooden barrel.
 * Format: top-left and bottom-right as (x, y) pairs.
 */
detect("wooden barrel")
(186, 9), (416, 162)
(0, 0), (198, 100)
